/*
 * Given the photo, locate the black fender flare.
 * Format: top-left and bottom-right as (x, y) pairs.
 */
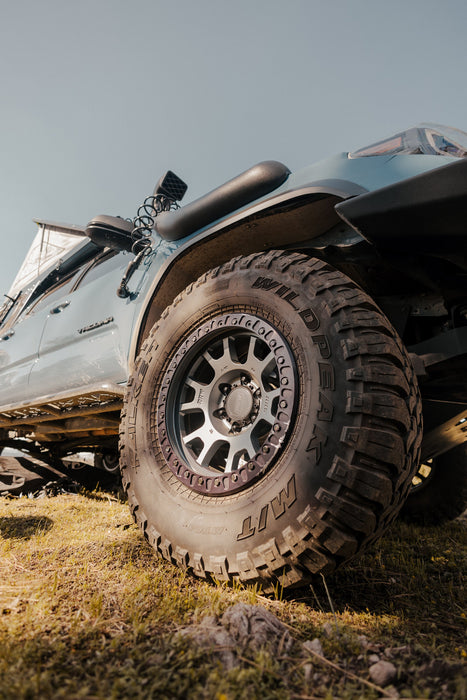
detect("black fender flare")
(336, 157), (467, 253)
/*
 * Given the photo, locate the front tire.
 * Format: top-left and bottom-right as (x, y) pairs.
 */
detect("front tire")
(120, 252), (422, 591)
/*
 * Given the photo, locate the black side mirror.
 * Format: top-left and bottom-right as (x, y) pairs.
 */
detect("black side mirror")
(85, 216), (134, 252)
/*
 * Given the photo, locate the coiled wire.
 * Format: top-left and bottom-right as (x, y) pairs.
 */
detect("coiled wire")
(131, 194), (178, 254)
(117, 192), (180, 298)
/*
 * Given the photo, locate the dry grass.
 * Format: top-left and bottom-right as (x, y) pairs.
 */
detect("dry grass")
(0, 492), (466, 699)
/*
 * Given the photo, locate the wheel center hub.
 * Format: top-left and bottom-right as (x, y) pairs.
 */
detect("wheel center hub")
(224, 386), (254, 421)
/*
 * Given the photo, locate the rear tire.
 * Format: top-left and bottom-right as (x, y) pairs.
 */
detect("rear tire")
(120, 252), (422, 591)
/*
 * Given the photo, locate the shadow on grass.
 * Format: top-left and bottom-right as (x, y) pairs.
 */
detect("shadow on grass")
(285, 518), (467, 649)
(95, 510), (466, 630)
(0, 515), (54, 540)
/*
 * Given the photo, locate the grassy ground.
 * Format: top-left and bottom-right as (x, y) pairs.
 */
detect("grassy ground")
(0, 492), (465, 699)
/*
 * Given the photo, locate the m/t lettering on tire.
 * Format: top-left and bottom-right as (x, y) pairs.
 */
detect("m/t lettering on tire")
(236, 475), (297, 541)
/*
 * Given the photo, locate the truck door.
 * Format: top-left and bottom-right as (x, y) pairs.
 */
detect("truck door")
(28, 248), (140, 397)
(0, 290), (49, 404)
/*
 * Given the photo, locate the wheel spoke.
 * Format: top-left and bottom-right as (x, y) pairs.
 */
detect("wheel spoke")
(244, 338), (277, 391)
(224, 448), (247, 473)
(244, 341), (277, 385)
(180, 378), (209, 415)
(216, 336), (241, 368)
(256, 387), (280, 425)
(196, 439), (226, 468)
(258, 350), (276, 376)
(245, 335), (258, 366)
(182, 425), (206, 447)
(222, 335), (235, 363)
(224, 431), (258, 472)
(179, 399), (200, 414)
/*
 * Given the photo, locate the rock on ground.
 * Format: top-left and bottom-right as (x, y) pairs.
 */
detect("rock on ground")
(178, 603), (293, 669)
(369, 660), (397, 687)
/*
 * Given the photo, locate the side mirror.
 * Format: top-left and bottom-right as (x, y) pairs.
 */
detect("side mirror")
(85, 216), (134, 252)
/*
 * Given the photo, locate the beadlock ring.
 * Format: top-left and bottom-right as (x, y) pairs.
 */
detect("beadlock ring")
(155, 313), (297, 496)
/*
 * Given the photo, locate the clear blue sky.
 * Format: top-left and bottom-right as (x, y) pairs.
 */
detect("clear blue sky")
(1, 0), (467, 292)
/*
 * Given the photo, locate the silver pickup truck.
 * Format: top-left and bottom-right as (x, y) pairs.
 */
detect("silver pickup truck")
(1, 124), (466, 591)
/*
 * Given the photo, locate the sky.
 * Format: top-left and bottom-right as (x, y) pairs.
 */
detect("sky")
(1, 0), (467, 293)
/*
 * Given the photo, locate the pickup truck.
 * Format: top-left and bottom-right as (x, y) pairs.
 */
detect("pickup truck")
(1, 123), (465, 591)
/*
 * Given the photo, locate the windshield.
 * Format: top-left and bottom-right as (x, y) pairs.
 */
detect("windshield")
(349, 123), (467, 159)
(8, 221), (86, 297)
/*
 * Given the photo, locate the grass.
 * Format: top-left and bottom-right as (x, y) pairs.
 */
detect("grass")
(0, 492), (465, 699)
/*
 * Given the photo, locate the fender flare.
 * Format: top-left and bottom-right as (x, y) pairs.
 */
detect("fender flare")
(336, 157), (467, 252)
(130, 178), (367, 363)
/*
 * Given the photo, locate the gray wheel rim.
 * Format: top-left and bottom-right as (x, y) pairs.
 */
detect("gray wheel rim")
(156, 313), (297, 495)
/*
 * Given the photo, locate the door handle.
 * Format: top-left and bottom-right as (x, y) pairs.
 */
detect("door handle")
(0, 330), (14, 341)
(50, 301), (71, 314)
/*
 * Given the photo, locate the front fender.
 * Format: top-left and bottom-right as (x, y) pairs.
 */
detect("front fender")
(131, 179), (366, 363)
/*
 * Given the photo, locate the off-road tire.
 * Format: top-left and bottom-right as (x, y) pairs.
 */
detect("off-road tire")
(400, 443), (467, 524)
(120, 252), (422, 591)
